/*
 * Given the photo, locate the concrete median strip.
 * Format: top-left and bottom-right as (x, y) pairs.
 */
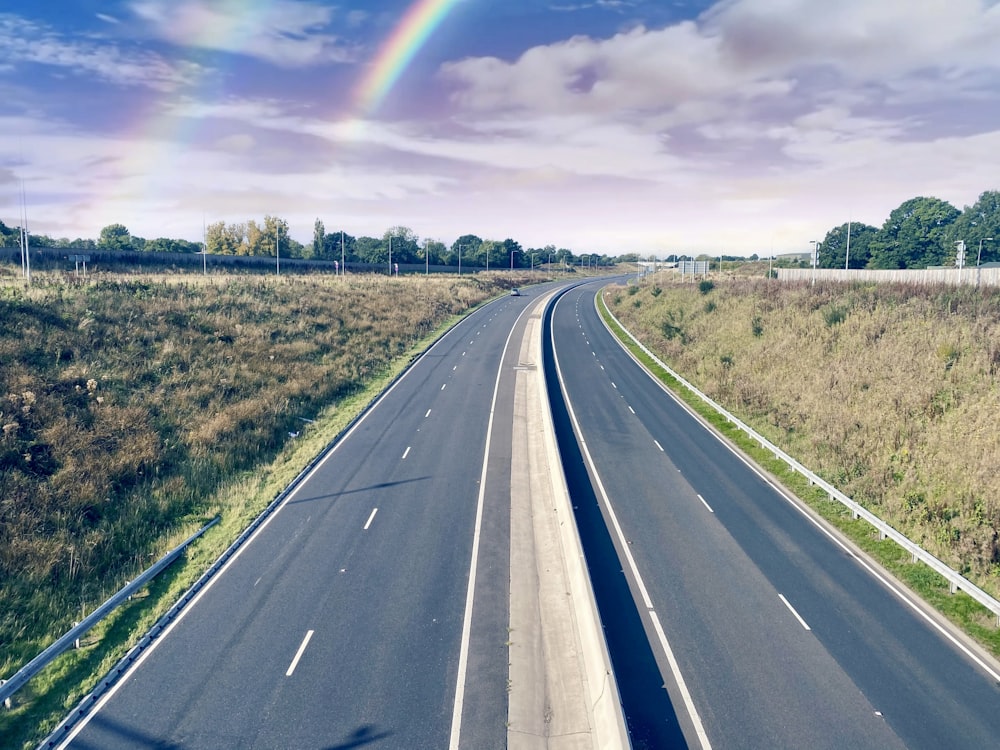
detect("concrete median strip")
(507, 292), (630, 749)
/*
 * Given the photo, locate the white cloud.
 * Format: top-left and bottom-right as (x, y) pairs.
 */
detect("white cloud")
(0, 13), (201, 90)
(129, 0), (358, 67)
(444, 0), (1000, 121)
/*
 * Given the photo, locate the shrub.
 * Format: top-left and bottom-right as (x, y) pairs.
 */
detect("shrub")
(699, 280), (715, 295)
(823, 304), (848, 327)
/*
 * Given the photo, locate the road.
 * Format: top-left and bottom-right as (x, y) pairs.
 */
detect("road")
(56, 289), (543, 750)
(547, 280), (1000, 749)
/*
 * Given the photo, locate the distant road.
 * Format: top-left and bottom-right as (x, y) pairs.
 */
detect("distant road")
(55, 288), (549, 750)
(548, 281), (1000, 749)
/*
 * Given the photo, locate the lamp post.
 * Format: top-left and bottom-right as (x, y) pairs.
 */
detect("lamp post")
(809, 240), (818, 285)
(977, 237), (994, 287)
(458, 244), (462, 276)
(511, 248), (519, 269)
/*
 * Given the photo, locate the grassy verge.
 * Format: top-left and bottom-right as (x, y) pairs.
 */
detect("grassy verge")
(596, 289), (1000, 660)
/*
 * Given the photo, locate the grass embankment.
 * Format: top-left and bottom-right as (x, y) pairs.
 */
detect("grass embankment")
(601, 276), (1000, 656)
(0, 270), (526, 748)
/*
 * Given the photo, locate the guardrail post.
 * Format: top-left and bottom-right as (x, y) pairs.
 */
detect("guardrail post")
(1, 680), (10, 709)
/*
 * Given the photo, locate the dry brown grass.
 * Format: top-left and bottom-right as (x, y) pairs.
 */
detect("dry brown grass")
(608, 276), (1000, 594)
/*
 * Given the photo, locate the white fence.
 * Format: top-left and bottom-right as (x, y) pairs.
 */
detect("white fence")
(777, 266), (1000, 286)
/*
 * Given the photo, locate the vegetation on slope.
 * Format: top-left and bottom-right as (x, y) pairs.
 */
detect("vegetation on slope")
(606, 277), (1000, 594)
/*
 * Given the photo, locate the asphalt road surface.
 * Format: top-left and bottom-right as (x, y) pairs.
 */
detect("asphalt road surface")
(547, 280), (1000, 750)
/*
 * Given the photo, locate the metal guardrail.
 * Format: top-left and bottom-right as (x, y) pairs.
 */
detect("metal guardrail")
(0, 517), (219, 707)
(600, 297), (1000, 627)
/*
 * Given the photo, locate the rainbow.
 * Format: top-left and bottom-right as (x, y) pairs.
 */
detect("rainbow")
(354, 0), (462, 114)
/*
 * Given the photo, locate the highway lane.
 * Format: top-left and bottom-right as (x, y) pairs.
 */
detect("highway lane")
(549, 281), (1000, 749)
(56, 290), (542, 750)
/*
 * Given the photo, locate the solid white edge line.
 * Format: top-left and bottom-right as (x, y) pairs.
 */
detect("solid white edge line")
(53, 299), (506, 750)
(363, 507), (378, 530)
(778, 595), (812, 631)
(596, 292), (1000, 686)
(448, 302), (534, 750)
(697, 494), (714, 513)
(552, 291), (713, 750)
(286, 630), (315, 676)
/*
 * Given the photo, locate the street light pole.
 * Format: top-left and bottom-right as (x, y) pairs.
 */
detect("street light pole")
(511, 248), (518, 269)
(809, 240), (818, 285)
(458, 244), (462, 276)
(977, 237), (994, 287)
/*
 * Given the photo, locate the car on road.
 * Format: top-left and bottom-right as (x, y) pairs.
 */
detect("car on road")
(510, 288), (520, 296)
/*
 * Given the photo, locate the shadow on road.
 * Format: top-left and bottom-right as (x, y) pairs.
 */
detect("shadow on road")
(287, 477), (432, 505)
(323, 723), (392, 749)
(543, 296), (689, 750)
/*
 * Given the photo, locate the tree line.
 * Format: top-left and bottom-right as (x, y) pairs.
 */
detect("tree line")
(0, 218), (617, 269)
(816, 190), (1000, 270)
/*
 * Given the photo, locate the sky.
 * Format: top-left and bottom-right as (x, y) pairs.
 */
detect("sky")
(1, 0), (998, 256)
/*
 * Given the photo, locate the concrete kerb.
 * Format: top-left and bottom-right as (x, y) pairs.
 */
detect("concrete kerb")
(507, 291), (630, 749)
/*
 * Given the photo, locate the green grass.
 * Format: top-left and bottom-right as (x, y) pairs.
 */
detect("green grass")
(596, 287), (1000, 660)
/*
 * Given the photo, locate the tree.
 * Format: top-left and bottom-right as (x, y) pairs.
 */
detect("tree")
(382, 226), (419, 264)
(451, 234), (484, 267)
(952, 190), (1000, 264)
(0, 220), (18, 247)
(819, 222), (878, 269)
(312, 219), (325, 260)
(503, 238), (523, 267)
(245, 220), (265, 256)
(480, 239), (503, 268)
(354, 236), (383, 264)
(262, 215), (291, 258)
(422, 239), (446, 266)
(323, 230), (356, 262)
(98, 223), (132, 252)
(206, 221), (246, 255)
(144, 237), (202, 253)
(867, 197), (960, 269)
